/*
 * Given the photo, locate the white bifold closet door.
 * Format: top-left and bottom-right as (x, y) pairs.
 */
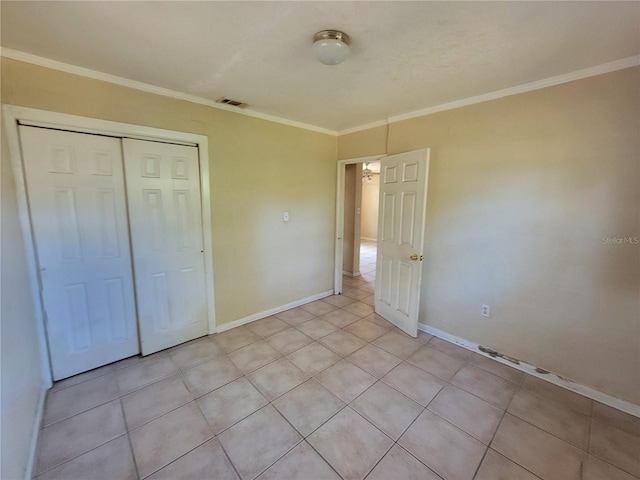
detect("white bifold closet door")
(20, 127), (209, 380)
(20, 126), (140, 380)
(122, 138), (208, 355)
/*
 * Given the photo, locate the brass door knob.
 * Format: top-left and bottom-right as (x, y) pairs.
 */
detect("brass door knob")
(410, 254), (423, 261)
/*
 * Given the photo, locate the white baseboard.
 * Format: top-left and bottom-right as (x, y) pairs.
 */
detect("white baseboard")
(342, 271), (361, 277)
(418, 323), (640, 418)
(360, 237), (377, 242)
(25, 385), (47, 480)
(216, 290), (334, 333)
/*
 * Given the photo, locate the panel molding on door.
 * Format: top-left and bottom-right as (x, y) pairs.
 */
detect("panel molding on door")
(123, 138), (208, 355)
(19, 126), (140, 380)
(374, 149), (430, 337)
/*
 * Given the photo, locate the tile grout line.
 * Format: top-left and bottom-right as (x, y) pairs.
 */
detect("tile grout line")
(200, 383), (269, 437)
(132, 394), (217, 479)
(444, 374), (518, 411)
(586, 398), (640, 477)
(392, 442), (446, 480)
(249, 407), (309, 478)
(468, 373), (516, 480)
(119, 399), (142, 480)
(34, 432), (131, 478)
(126, 394), (195, 434)
(215, 437), (245, 480)
(47, 366), (117, 394)
(387, 398), (439, 476)
(41, 395), (120, 430)
(361, 438), (396, 480)
(479, 378), (546, 480)
(303, 439), (347, 480)
(501, 410), (593, 455)
(305, 404), (391, 480)
(367, 330), (448, 478)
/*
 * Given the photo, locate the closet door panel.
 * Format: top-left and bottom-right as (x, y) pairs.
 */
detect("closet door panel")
(19, 126), (140, 380)
(123, 139), (208, 354)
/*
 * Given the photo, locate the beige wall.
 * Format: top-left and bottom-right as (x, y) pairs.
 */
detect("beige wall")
(360, 174), (379, 240)
(1, 121), (45, 479)
(343, 164), (357, 273)
(338, 67), (640, 405)
(338, 124), (387, 160)
(1, 58), (337, 327)
(342, 164), (363, 274)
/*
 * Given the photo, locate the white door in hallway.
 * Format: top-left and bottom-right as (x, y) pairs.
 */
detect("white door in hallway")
(123, 138), (208, 355)
(375, 149), (430, 337)
(20, 126), (140, 379)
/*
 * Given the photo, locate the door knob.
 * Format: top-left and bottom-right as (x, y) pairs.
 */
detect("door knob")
(409, 254), (423, 261)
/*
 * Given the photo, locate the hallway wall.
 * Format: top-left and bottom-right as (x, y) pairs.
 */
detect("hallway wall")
(360, 174), (379, 240)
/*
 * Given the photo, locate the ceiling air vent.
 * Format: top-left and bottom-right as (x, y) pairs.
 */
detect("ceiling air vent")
(216, 97), (248, 108)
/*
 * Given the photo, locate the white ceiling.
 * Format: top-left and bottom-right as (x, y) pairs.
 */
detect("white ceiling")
(2, 1), (639, 133)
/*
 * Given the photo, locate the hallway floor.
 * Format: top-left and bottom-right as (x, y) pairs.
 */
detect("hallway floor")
(34, 240), (639, 480)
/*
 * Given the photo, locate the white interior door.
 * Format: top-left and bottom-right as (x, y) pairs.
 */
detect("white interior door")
(374, 149), (430, 337)
(20, 126), (140, 380)
(123, 138), (208, 355)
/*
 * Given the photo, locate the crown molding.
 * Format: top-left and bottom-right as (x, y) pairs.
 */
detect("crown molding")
(3, 48), (637, 138)
(339, 55), (640, 135)
(0, 48), (338, 136)
(339, 119), (388, 136)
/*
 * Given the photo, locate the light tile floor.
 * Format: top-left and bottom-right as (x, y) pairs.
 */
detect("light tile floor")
(35, 240), (640, 479)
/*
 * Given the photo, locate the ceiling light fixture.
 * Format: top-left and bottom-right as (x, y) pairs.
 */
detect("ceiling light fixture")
(363, 163), (373, 183)
(312, 30), (351, 65)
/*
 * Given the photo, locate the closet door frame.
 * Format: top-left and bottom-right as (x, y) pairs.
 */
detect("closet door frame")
(3, 105), (217, 387)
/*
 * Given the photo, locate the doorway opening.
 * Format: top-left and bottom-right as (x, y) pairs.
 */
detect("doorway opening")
(358, 160), (381, 284)
(334, 155), (383, 295)
(335, 149), (430, 337)
(348, 161), (380, 282)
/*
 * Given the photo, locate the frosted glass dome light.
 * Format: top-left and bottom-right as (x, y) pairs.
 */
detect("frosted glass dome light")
(312, 30), (351, 65)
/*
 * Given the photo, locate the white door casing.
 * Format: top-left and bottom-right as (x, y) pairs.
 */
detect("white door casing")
(122, 138), (209, 355)
(20, 126), (140, 379)
(374, 149), (430, 337)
